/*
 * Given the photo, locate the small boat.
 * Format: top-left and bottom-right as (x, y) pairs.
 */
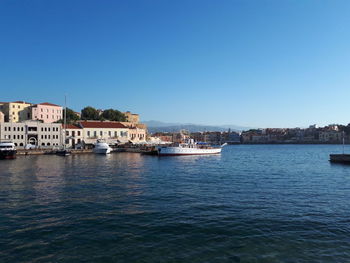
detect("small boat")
(93, 140), (112, 154)
(157, 139), (227, 156)
(56, 149), (71, 156)
(329, 132), (350, 163)
(330, 154), (350, 164)
(56, 95), (71, 157)
(0, 142), (17, 160)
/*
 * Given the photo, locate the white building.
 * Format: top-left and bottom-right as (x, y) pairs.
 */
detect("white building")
(0, 121), (62, 148)
(77, 121), (129, 145)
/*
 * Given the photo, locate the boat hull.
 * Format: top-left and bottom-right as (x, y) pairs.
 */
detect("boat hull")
(93, 148), (111, 154)
(157, 146), (222, 156)
(56, 150), (71, 156)
(0, 150), (17, 160)
(330, 154), (350, 163)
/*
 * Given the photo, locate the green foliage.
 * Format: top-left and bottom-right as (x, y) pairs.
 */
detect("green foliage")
(56, 107), (80, 124)
(81, 106), (100, 120)
(101, 109), (127, 122)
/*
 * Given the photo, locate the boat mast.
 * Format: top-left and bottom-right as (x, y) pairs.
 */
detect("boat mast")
(343, 131), (345, 154)
(63, 95), (67, 150)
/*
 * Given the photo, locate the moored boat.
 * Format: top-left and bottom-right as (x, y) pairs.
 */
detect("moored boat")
(0, 142), (17, 160)
(329, 154), (350, 164)
(157, 139), (227, 156)
(329, 132), (350, 163)
(93, 140), (112, 154)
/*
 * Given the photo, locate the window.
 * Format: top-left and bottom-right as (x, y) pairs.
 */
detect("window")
(100, 131), (103, 136)
(78, 131), (81, 136)
(94, 131), (97, 137)
(108, 131), (111, 137)
(87, 131), (90, 137)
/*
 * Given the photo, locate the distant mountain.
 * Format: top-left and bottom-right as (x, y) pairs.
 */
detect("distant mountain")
(143, 120), (253, 133)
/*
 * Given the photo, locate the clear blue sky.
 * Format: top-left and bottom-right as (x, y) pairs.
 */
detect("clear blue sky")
(1, 0), (350, 128)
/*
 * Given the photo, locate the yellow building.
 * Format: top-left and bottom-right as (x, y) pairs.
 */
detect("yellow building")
(1, 101), (32, 123)
(123, 111), (140, 124)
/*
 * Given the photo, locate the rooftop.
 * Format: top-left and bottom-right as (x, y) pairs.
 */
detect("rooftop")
(35, 102), (61, 107)
(12, 101), (32, 104)
(62, 124), (82, 129)
(78, 121), (127, 129)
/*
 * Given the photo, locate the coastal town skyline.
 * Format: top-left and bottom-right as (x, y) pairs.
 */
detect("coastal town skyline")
(1, 1), (350, 127)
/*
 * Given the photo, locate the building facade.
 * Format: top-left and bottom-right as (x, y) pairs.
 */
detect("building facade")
(0, 121), (62, 148)
(77, 121), (129, 145)
(123, 111), (139, 124)
(63, 124), (83, 148)
(31, 102), (63, 123)
(1, 101), (32, 123)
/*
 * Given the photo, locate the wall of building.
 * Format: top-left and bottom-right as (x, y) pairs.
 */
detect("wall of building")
(2, 102), (32, 123)
(123, 111), (139, 124)
(32, 103), (63, 123)
(0, 121), (62, 148)
(82, 127), (129, 144)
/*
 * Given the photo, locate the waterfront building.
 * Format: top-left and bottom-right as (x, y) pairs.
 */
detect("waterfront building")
(31, 102), (63, 123)
(77, 121), (129, 145)
(319, 131), (342, 143)
(123, 111), (140, 124)
(63, 124), (83, 148)
(121, 122), (147, 143)
(0, 121), (62, 148)
(0, 101), (32, 123)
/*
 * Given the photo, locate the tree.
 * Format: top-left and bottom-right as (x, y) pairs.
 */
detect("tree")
(81, 106), (100, 120)
(56, 107), (80, 124)
(101, 109), (127, 122)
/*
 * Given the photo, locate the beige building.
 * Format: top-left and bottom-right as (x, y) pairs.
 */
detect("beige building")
(0, 111), (4, 123)
(63, 124), (83, 148)
(0, 121), (62, 148)
(1, 101), (32, 123)
(121, 122), (147, 143)
(77, 121), (129, 145)
(123, 111), (140, 124)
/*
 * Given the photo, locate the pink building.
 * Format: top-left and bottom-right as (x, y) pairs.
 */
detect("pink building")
(31, 102), (63, 123)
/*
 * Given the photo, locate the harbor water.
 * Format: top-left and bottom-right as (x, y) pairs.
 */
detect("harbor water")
(1, 145), (350, 262)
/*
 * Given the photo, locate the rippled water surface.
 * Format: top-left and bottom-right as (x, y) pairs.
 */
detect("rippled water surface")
(1, 145), (350, 262)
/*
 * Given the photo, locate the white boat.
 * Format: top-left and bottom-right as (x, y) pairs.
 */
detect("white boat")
(0, 141), (17, 159)
(93, 140), (112, 154)
(157, 139), (227, 156)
